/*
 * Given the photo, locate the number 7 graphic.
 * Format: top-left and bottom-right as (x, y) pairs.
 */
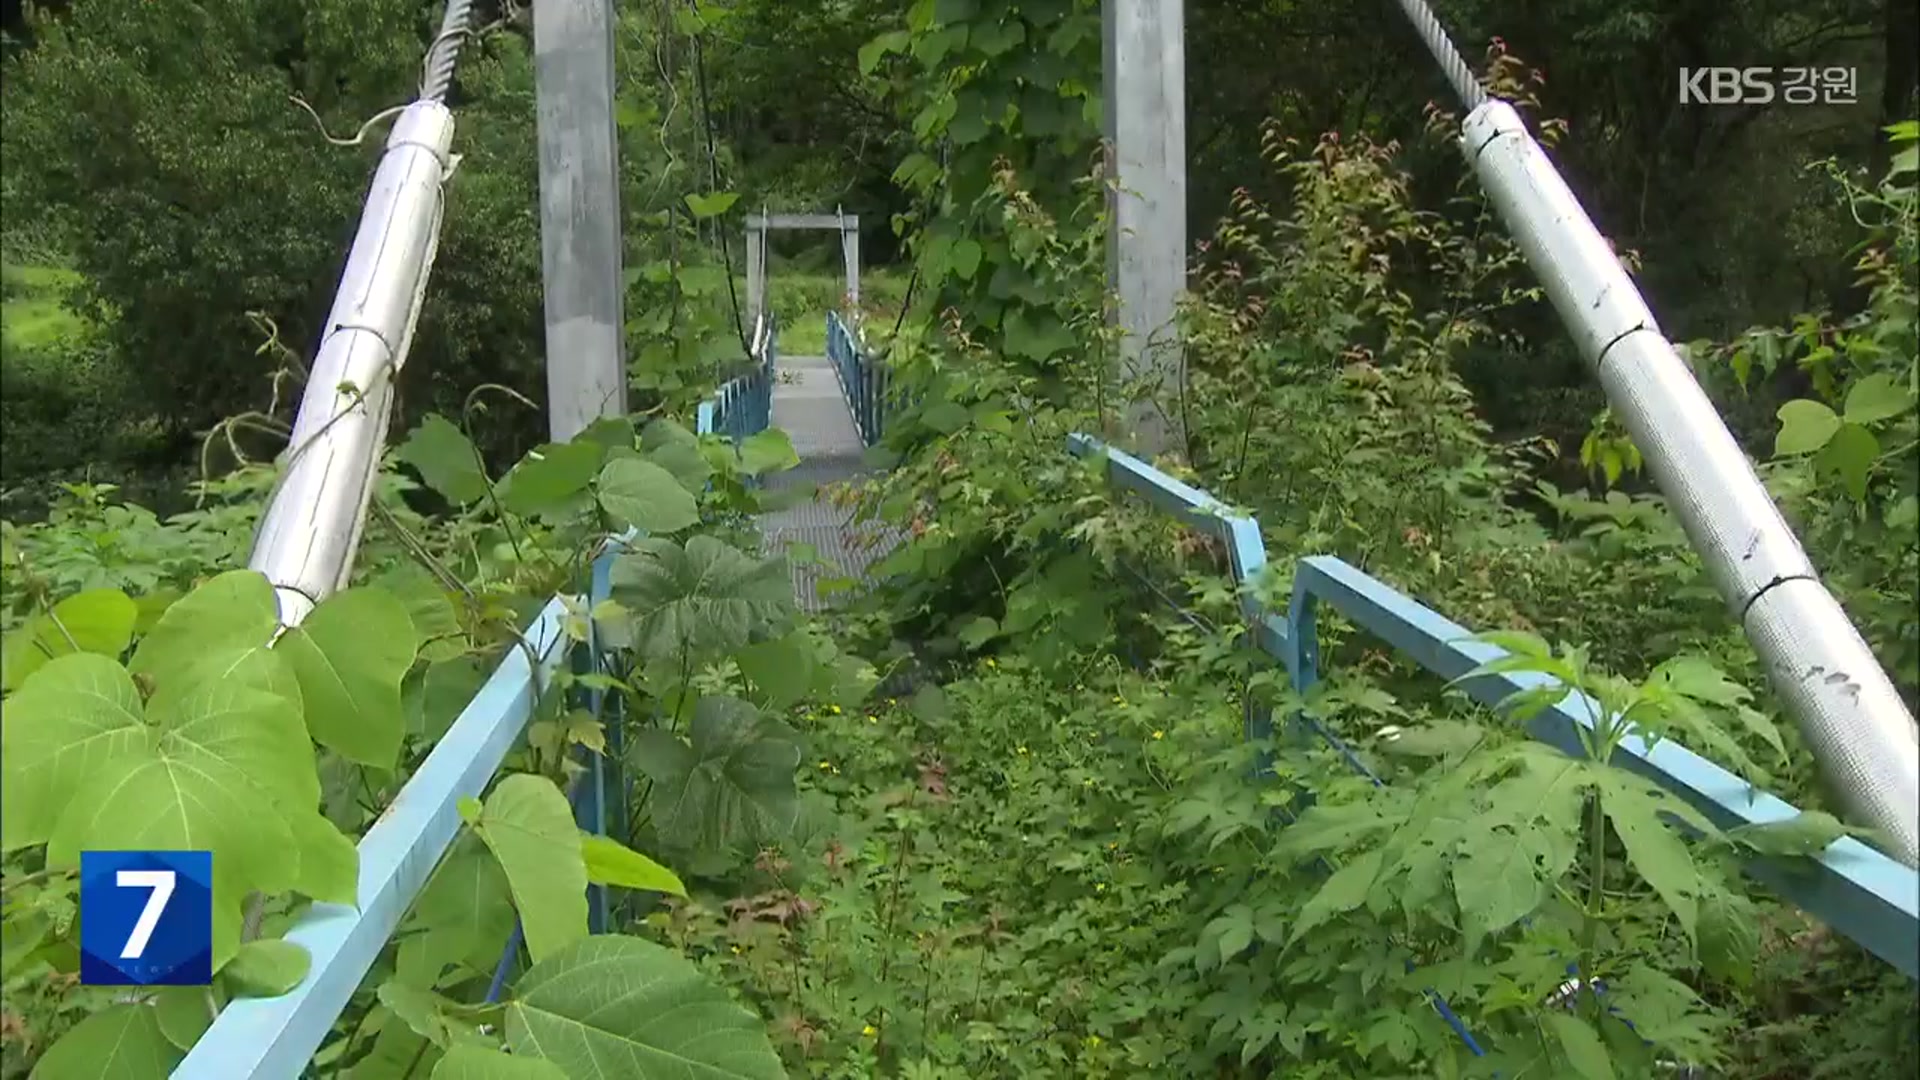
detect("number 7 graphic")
(115, 869), (176, 959)
(80, 850), (213, 986)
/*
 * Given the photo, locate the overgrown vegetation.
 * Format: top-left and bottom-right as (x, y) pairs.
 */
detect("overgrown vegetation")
(3, 0), (1916, 1077)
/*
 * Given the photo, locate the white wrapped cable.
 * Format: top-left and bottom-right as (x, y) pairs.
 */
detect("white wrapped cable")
(248, 101), (456, 628)
(1459, 100), (1919, 867)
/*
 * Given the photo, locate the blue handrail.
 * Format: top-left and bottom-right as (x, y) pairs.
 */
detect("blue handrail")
(1065, 433), (1918, 992)
(827, 310), (886, 446)
(180, 348), (780, 1077)
(176, 597), (574, 1076)
(699, 312), (777, 447)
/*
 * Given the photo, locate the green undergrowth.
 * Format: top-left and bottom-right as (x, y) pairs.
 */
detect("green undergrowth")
(675, 635), (1918, 1078)
(776, 10), (1919, 1075)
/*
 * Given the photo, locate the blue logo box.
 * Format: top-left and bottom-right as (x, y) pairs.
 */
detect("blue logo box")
(79, 850), (213, 987)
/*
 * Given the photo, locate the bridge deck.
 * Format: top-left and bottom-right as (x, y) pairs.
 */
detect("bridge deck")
(758, 353), (893, 613)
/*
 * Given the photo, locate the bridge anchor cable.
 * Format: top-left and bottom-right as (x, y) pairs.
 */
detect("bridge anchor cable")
(1390, 0), (1920, 866)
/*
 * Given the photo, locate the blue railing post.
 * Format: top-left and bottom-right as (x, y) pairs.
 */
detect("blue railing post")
(572, 537), (626, 933)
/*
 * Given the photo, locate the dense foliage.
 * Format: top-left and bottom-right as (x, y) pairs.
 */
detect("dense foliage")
(2, 0), (1916, 1078)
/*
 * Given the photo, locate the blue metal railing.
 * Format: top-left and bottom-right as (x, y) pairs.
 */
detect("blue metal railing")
(827, 309), (888, 446)
(699, 313), (777, 447)
(179, 597), (575, 1075)
(1065, 433), (1918, 1052)
(182, 343), (779, 1078)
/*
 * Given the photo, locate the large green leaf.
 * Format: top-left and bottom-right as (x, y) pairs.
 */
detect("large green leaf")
(579, 416), (639, 454)
(1544, 1012), (1616, 1080)
(504, 935), (785, 1079)
(1841, 371), (1914, 424)
(1726, 809), (1850, 856)
(1603, 964), (1722, 1063)
(277, 587), (420, 768)
(128, 570), (280, 694)
(1452, 752), (1586, 953)
(407, 658), (490, 741)
(221, 938), (311, 997)
(153, 987), (214, 1051)
(1, 653), (146, 851)
(949, 237), (984, 279)
(148, 675), (322, 812)
(432, 1043), (570, 1080)
(31, 1003), (182, 1079)
(1597, 771), (1703, 947)
(1773, 398), (1841, 456)
(580, 834), (687, 897)
(396, 835), (517, 989)
(47, 676), (317, 969)
(372, 565), (467, 662)
(470, 775), (589, 963)
(738, 429), (799, 476)
(640, 418), (699, 453)
(642, 422), (715, 491)
(377, 981), (493, 1049)
(1453, 822), (1562, 952)
(631, 697), (801, 858)
(345, 1010), (443, 1078)
(858, 29), (909, 73)
(597, 458), (700, 534)
(1002, 306), (1076, 362)
(610, 537), (791, 660)
(732, 633), (818, 710)
(399, 414), (490, 505)
(1814, 420), (1879, 500)
(0, 587), (137, 691)
(1696, 885), (1760, 988)
(285, 807), (359, 905)
(499, 441), (605, 520)
(1284, 849), (1383, 949)
(0, 625), (43, 693)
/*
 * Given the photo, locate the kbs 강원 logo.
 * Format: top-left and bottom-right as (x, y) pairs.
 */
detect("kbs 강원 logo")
(1678, 66), (1859, 105)
(79, 850), (213, 986)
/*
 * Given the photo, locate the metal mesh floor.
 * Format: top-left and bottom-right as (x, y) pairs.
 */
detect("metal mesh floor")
(758, 355), (899, 613)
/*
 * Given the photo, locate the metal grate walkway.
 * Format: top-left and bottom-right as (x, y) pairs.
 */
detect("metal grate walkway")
(757, 353), (895, 613)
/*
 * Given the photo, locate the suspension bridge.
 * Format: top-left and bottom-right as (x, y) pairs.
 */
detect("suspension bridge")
(155, 0), (1916, 1075)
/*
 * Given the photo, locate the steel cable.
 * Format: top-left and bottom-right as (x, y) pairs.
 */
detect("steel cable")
(1388, 0), (1485, 110)
(421, 0), (477, 102)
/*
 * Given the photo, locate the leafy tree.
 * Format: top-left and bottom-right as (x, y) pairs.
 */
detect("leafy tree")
(0, 0), (546, 456)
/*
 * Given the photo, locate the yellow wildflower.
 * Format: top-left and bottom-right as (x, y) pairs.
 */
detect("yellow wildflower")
(862, 1024), (878, 1037)
(1016, 745), (1028, 755)
(818, 760), (832, 769)
(1151, 730), (1165, 740)
(831, 704), (843, 715)
(985, 657), (997, 668)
